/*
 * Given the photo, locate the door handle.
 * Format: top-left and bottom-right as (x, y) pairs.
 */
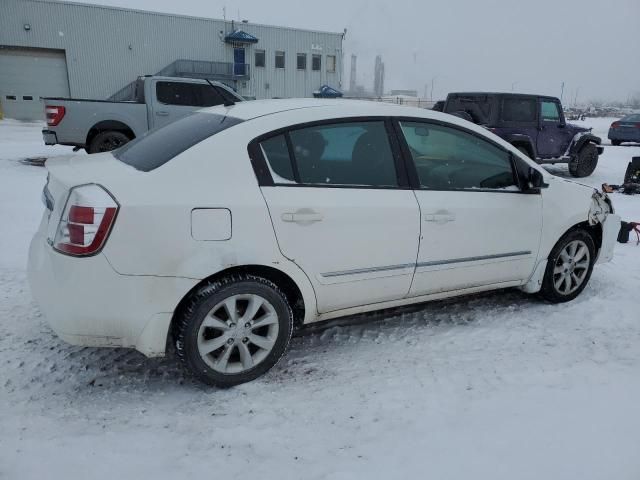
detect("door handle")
(281, 209), (324, 224)
(156, 111), (170, 116)
(424, 212), (456, 224)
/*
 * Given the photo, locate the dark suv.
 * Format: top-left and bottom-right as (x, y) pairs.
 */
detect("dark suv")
(442, 93), (603, 177)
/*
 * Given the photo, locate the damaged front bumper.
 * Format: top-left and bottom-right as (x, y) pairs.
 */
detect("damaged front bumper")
(590, 190), (620, 264)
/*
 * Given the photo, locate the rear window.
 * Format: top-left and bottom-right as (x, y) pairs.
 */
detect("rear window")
(113, 112), (243, 171)
(444, 95), (493, 124)
(622, 114), (640, 122)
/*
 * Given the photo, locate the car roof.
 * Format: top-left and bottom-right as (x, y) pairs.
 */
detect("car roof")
(447, 92), (560, 101)
(200, 98), (462, 121)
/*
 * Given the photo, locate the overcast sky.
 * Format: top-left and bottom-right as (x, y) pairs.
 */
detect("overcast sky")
(81, 0), (639, 103)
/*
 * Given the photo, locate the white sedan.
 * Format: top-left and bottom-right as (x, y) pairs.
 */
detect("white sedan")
(28, 99), (620, 387)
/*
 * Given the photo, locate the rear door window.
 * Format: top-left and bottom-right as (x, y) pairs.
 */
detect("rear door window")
(444, 95), (493, 124)
(258, 121), (399, 187)
(156, 81), (233, 107)
(113, 112), (243, 171)
(502, 97), (537, 122)
(289, 121), (398, 186)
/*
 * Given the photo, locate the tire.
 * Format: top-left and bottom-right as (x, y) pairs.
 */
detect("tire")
(611, 140), (621, 146)
(569, 143), (598, 177)
(175, 274), (294, 387)
(88, 130), (131, 154)
(539, 229), (595, 303)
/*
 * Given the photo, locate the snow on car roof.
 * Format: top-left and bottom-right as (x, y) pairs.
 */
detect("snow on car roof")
(197, 98), (417, 121)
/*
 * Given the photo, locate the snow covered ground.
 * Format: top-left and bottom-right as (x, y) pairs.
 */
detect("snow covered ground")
(1, 117), (639, 480)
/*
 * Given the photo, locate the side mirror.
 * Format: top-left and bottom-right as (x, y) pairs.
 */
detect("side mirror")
(527, 167), (548, 191)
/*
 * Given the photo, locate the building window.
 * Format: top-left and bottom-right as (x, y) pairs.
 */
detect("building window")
(297, 53), (307, 70)
(255, 50), (265, 68)
(255, 50), (265, 67)
(275, 51), (285, 69)
(312, 54), (321, 71)
(326, 55), (336, 73)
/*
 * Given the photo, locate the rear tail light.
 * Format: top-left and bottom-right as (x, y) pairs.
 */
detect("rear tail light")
(53, 184), (119, 256)
(45, 105), (66, 126)
(611, 122), (620, 129)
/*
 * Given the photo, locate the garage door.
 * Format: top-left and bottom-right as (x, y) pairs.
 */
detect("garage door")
(0, 47), (70, 121)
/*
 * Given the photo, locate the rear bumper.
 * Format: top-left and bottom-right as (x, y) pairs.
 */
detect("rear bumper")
(596, 214), (621, 264)
(27, 229), (198, 356)
(42, 129), (58, 145)
(608, 128), (640, 142)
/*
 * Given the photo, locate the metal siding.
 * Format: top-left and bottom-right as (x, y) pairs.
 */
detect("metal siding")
(0, 0), (343, 101)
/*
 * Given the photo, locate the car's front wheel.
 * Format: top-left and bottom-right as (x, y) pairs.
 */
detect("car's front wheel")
(540, 229), (595, 303)
(175, 275), (293, 387)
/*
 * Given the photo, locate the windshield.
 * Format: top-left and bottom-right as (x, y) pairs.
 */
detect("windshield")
(113, 112), (243, 171)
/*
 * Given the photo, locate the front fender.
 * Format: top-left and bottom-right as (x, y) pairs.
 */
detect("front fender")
(568, 133), (602, 156)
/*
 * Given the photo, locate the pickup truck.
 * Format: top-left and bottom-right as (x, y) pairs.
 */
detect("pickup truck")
(42, 76), (244, 153)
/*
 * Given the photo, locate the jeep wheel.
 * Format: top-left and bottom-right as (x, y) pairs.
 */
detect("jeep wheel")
(569, 143), (598, 178)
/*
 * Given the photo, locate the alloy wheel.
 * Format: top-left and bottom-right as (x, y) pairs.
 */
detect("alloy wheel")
(552, 240), (591, 295)
(197, 294), (279, 374)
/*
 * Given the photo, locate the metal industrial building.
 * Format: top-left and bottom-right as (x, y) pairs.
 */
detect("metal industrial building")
(0, 0), (344, 120)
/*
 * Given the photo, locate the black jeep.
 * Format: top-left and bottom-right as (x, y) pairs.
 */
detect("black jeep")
(442, 92), (603, 177)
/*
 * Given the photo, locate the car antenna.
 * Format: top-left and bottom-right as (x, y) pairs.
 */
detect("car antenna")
(205, 78), (235, 107)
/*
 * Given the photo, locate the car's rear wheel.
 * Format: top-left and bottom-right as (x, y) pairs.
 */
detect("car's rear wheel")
(540, 229), (595, 303)
(175, 275), (293, 387)
(569, 143), (598, 177)
(88, 130), (130, 154)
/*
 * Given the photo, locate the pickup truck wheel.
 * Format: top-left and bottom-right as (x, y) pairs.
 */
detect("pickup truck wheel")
(569, 143), (598, 178)
(539, 229), (595, 303)
(88, 131), (130, 154)
(175, 274), (294, 387)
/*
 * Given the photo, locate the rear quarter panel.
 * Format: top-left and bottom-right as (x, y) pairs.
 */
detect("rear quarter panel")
(46, 99), (148, 145)
(100, 121), (318, 320)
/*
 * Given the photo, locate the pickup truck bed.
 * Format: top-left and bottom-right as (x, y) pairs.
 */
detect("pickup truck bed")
(42, 76), (243, 153)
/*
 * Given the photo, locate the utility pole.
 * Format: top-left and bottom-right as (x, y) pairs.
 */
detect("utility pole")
(430, 75), (438, 101)
(560, 81), (565, 103)
(574, 87), (581, 107)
